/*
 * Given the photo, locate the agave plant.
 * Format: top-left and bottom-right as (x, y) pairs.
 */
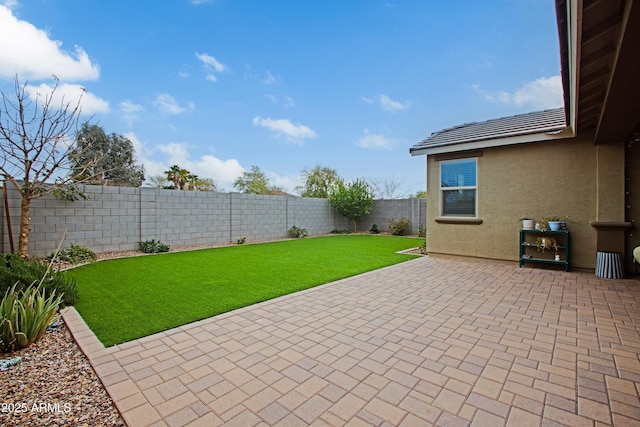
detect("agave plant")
(0, 284), (62, 353)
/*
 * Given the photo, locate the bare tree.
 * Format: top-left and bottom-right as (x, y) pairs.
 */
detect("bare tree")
(370, 176), (406, 199)
(0, 76), (97, 257)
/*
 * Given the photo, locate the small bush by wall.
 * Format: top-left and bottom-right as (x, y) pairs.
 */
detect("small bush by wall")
(388, 217), (411, 236)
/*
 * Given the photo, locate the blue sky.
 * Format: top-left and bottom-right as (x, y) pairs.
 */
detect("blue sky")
(0, 0), (562, 196)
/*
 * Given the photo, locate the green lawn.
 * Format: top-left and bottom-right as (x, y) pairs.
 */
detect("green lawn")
(69, 235), (421, 346)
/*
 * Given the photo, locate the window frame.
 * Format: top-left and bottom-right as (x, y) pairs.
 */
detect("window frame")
(439, 157), (478, 218)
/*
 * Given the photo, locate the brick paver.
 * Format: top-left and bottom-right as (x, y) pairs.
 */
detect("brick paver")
(62, 256), (640, 426)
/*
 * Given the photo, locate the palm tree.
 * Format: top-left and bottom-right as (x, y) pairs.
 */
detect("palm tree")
(195, 177), (217, 192)
(165, 165), (188, 190)
(186, 173), (199, 190)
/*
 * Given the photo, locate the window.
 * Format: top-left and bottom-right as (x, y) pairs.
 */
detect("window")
(440, 158), (477, 217)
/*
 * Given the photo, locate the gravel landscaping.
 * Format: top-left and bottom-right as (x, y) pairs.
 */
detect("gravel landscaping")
(0, 319), (125, 427)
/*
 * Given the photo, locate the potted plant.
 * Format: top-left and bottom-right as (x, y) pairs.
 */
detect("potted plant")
(543, 216), (568, 231)
(538, 219), (550, 232)
(520, 218), (535, 230)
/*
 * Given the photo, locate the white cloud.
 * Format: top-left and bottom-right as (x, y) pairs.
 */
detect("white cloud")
(196, 53), (226, 72)
(474, 75), (563, 109)
(25, 82), (109, 115)
(362, 94), (410, 111)
(284, 97), (295, 108)
(265, 94), (277, 103)
(157, 142), (190, 164)
(356, 130), (397, 150)
(120, 100), (144, 125)
(153, 93), (193, 115)
(252, 116), (318, 145)
(125, 135), (245, 191)
(196, 52), (227, 83)
(379, 94), (410, 111)
(267, 171), (300, 194)
(179, 71), (189, 78)
(156, 142), (245, 190)
(265, 94), (295, 108)
(0, 0), (19, 9)
(0, 5), (99, 81)
(123, 131), (152, 164)
(263, 71), (278, 85)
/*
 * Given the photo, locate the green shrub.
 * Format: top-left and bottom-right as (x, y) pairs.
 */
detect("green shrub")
(417, 224), (426, 238)
(388, 217), (411, 236)
(288, 225), (308, 238)
(0, 284), (62, 352)
(0, 254), (78, 306)
(370, 224), (380, 234)
(139, 239), (170, 253)
(418, 241), (427, 254)
(330, 229), (351, 234)
(48, 243), (96, 265)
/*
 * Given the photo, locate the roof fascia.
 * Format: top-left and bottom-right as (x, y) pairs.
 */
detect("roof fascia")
(410, 127), (575, 156)
(567, 0), (581, 131)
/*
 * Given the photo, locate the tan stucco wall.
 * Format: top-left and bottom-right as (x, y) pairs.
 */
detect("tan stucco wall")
(593, 143), (628, 255)
(626, 140), (640, 272)
(424, 134), (626, 270)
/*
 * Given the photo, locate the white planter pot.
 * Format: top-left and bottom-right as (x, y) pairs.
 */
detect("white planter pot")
(522, 219), (535, 230)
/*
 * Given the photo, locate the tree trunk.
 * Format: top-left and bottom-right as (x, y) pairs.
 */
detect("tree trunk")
(352, 218), (358, 233)
(18, 196), (31, 257)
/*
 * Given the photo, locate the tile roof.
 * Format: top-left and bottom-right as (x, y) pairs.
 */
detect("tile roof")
(410, 108), (567, 154)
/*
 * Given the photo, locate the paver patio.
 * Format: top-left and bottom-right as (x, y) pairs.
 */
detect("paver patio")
(62, 256), (640, 426)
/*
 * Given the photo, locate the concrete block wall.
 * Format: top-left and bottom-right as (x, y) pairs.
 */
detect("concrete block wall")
(286, 196), (350, 235)
(20, 185), (142, 255)
(0, 186), (6, 254)
(0, 183), (425, 257)
(361, 198), (427, 234)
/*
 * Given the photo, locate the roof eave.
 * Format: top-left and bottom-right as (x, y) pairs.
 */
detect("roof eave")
(410, 127), (574, 156)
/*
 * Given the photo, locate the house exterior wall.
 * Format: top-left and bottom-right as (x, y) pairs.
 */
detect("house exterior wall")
(424, 134), (617, 270)
(626, 140), (640, 272)
(0, 184), (425, 257)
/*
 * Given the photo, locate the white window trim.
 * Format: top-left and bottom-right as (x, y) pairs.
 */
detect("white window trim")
(439, 158), (478, 218)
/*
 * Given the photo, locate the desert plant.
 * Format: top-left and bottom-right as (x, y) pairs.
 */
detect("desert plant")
(288, 226), (308, 238)
(48, 243), (96, 265)
(418, 241), (427, 254)
(417, 224), (426, 238)
(388, 217), (411, 236)
(139, 239), (170, 254)
(236, 236), (247, 245)
(370, 224), (380, 234)
(0, 254), (78, 306)
(0, 284), (62, 352)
